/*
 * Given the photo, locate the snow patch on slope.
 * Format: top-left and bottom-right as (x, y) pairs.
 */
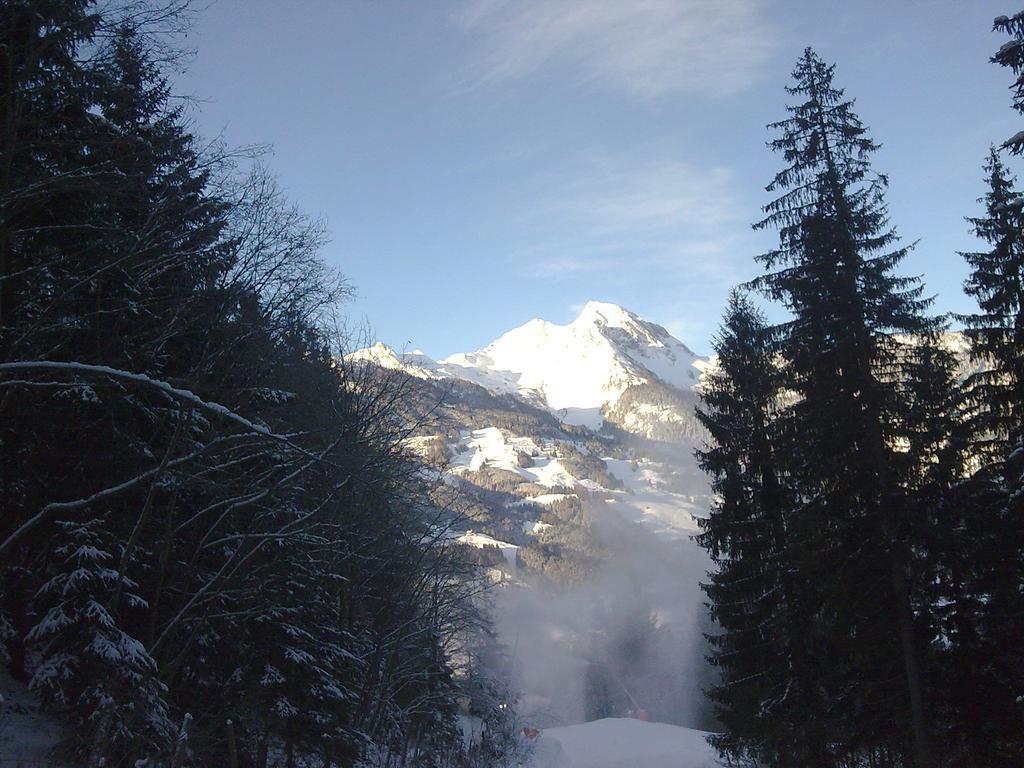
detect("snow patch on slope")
(348, 342), (546, 404)
(449, 428), (578, 489)
(601, 458), (704, 539)
(456, 530), (520, 567)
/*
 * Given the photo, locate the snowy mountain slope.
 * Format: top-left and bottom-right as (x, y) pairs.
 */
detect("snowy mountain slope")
(442, 301), (702, 422)
(350, 301), (714, 548)
(352, 301), (707, 435)
(350, 302), (717, 736)
(348, 342), (547, 405)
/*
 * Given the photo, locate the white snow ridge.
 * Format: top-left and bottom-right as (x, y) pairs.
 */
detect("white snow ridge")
(356, 301), (704, 429)
(443, 301), (701, 419)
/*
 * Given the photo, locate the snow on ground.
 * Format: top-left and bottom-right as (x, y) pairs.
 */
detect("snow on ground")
(450, 428), (537, 473)
(456, 530), (519, 567)
(603, 458), (656, 493)
(555, 406), (604, 429)
(522, 520), (553, 535)
(530, 718), (720, 768)
(449, 431), (704, 542)
(602, 458), (703, 539)
(0, 669), (65, 765)
(450, 428), (578, 489)
(510, 493), (574, 506)
(523, 456), (577, 489)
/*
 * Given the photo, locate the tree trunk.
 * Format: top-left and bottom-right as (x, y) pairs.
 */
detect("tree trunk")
(257, 726), (269, 768)
(890, 550), (933, 768)
(227, 719), (240, 768)
(169, 713), (192, 768)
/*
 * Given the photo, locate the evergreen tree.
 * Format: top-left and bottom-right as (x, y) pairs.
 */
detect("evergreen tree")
(0, 0), (103, 682)
(930, 25), (1024, 761)
(27, 520), (174, 764)
(697, 291), (845, 765)
(993, 11), (1024, 154)
(748, 48), (949, 767)
(0, 3), (495, 766)
(958, 148), (1024, 453)
(696, 291), (806, 765)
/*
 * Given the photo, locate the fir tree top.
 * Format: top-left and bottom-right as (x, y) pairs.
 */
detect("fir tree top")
(958, 146), (1024, 447)
(759, 47), (881, 237)
(752, 47), (932, 338)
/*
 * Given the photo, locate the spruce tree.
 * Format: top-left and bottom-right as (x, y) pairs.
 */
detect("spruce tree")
(27, 520), (173, 762)
(0, 0), (103, 681)
(751, 48), (947, 767)
(696, 291), (827, 765)
(0, 3), (490, 765)
(958, 148), (1024, 453)
(931, 24), (1024, 761)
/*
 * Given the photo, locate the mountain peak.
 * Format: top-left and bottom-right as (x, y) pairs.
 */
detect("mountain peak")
(352, 302), (704, 426)
(577, 301), (630, 321)
(436, 301), (702, 419)
(574, 301), (637, 327)
(347, 342), (443, 380)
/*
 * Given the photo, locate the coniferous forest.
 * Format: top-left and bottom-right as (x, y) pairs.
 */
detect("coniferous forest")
(697, 19), (1024, 768)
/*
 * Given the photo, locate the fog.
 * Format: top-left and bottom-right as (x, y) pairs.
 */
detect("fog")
(495, 482), (717, 731)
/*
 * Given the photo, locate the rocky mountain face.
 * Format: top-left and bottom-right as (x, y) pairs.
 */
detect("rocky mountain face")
(349, 300), (714, 566)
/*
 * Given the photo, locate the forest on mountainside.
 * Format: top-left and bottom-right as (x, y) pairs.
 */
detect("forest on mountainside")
(696, 16), (1024, 768)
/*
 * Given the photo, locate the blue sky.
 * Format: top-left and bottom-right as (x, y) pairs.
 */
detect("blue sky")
(177, 0), (1019, 357)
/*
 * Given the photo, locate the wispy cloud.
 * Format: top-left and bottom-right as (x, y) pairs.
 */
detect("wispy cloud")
(453, 0), (777, 99)
(555, 160), (740, 232)
(521, 157), (750, 279)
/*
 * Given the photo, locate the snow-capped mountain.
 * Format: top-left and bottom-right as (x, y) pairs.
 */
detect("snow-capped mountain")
(350, 301), (717, 730)
(444, 301), (701, 413)
(348, 298), (714, 562)
(348, 299), (713, 539)
(353, 301), (706, 434)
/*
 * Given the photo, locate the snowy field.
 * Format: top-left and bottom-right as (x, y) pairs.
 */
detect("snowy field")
(529, 718), (720, 768)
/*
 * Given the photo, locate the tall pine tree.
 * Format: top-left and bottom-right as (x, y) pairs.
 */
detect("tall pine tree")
(749, 48), (949, 767)
(993, 11), (1024, 154)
